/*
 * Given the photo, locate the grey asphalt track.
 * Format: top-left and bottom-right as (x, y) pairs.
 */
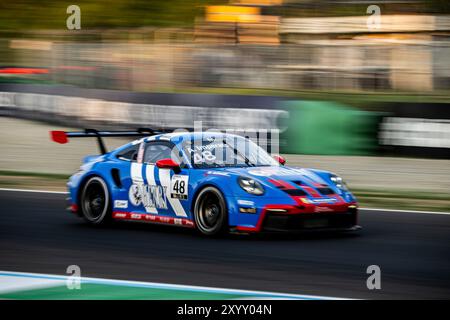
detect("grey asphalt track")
(0, 190), (449, 299)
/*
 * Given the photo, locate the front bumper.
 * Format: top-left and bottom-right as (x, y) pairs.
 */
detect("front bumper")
(235, 204), (360, 233)
(262, 209), (358, 232)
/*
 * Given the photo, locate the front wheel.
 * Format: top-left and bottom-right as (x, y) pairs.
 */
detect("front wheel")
(80, 176), (111, 224)
(194, 187), (228, 236)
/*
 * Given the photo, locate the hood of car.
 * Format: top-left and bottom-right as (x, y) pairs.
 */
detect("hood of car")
(223, 166), (330, 185)
(216, 165), (354, 203)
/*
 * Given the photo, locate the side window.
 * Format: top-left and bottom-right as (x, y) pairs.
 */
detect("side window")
(116, 144), (139, 162)
(143, 141), (182, 164)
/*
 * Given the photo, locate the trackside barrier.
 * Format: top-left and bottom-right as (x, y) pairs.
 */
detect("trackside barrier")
(281, 100), (380, 155)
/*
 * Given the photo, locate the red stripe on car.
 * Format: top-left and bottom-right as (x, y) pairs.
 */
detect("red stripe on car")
(113, 211), (195, 228)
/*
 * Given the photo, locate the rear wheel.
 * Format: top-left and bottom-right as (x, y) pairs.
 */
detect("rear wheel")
(194, 187), (228, 236)
(80, 176), (111, 224)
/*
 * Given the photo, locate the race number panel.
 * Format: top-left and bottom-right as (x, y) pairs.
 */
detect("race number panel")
(170, 175), (189, 200)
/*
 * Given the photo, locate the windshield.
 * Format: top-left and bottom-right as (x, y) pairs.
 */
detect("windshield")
(182, 135), (278, 169)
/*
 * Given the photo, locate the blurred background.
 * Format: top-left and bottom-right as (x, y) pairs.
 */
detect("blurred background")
(0, 0), (449, 211)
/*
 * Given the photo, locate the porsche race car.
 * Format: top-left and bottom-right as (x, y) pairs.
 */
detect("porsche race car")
(51, 129), (361, 236)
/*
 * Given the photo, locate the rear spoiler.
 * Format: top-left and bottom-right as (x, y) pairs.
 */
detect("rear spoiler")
(50, 128), (166, 154)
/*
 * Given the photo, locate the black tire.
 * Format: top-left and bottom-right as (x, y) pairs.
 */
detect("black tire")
(194, 186), (228, 236)
(80, 176), (111, 224)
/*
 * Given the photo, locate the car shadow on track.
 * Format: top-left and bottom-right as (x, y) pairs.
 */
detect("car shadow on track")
(69, 219), (361, 242)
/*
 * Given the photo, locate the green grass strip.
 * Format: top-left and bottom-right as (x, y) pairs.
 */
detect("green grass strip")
(0, 283), (246, 300)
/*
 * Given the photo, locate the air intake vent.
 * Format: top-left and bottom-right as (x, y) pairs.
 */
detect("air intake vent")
(317, 187), (335, 195)
(111, 168), (122, 188)
(284, 189), (307, 196)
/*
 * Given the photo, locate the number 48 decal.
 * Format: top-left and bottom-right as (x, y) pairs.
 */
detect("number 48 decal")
(170, 175), (189, 200)
(193, 150), (216, 164)
(173, 180), (185, 194)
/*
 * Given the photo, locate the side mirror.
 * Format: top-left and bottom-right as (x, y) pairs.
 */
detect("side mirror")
(273, 155), (286, 165)
(156, 158), (181, 172)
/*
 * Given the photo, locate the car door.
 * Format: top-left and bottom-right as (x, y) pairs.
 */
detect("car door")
(111, 142), (140, 214)
(140, 140), (190, 220)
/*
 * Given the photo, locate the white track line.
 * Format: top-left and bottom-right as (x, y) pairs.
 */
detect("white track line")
(0, 271), (346, 300)
(0, 187), (68, 194)
(0, 274), (65, 294)
(0, 188), (449, 215)
(360, 207), (450, 216)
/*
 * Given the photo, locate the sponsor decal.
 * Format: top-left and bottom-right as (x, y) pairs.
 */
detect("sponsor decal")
(249, 167), (293, 177)
(159, 216), (170, 223)
(237, 199), (255, 206)
(113, 211), (195, 227)
(129, 184), (143, 206)
(186, 142), (223, 154)
(314, 206), (334, 213)
(128, 183), (168, 210)
(114, 200), (128, 209)
(300, 197), (337, 204)
(205, 171), (230, 177)
(170, 174), (189, 200)
(131, 213), (143, 219)
(144, 164), (158, 214)
(311, 197), (337, 204)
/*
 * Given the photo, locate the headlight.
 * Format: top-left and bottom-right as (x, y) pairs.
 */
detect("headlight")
(238, 176), (265, 195)
(330, 174), (348, 191)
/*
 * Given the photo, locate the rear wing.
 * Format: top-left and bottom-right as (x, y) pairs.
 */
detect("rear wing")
(50, 128), (165, 154)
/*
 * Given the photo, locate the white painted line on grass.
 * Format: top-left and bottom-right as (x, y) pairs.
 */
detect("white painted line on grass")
(0, 271), (347, 300)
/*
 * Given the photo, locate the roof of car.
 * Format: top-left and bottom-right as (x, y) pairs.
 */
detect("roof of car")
(144, 131), (243, 144)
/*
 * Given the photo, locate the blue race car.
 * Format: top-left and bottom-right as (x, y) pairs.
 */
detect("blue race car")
(51, 129), (360, 236)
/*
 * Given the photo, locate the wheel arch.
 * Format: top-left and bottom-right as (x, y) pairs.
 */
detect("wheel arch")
(190, 183), (227, 216)
(191, 183), (231, 235)
(76, 172), (112, 210)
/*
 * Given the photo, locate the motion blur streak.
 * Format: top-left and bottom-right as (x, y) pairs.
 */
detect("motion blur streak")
(1, 0), (450, 301)
(0, 271), (346, 300)
(0, 1), (449, 92)
(1, 190), (449, 299)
